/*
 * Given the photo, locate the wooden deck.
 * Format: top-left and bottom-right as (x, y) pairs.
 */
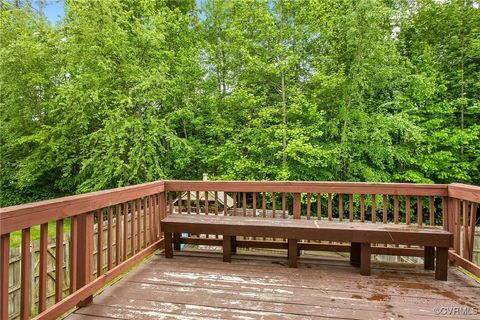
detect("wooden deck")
(67, 250), (480, 320)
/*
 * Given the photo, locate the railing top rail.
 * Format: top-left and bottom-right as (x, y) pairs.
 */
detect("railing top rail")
(448, 183), (480, 202)
(0, 181), (165, 235)
(164, 180), (448, 195)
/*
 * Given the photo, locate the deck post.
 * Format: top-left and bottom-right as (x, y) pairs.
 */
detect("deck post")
(223, 235), (232, 262)
(231, 236), (237, 254)
(435, 247), (448, 281)
(424, 246), (435, 270)
(173, 233), (181, 251)
(164, 232), (173, 258)
(350, 242), (361, 266)
(288, 239), (298, 268)
(76, 212), (94, 307)
(360, 243), (371, 276)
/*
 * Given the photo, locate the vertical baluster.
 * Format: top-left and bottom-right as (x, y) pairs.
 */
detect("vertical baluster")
(463, 201), (469, 258)
(55, 220), (63, 302)
(195, 191), (200, 214)
(382, 195), (387, 224)
(272, 192), (276, 218)
(454, 199), (461, 253)
(360, 194), (365, 222)
(293, 193), (301, 219)
(21, 228), (31, 319)
(405, 196), (411, 225)
(394, 195), (399, 224)
(317, 193), (322, 220)
(152, 195), (157, 240)
(131, 201), (136, 256)
(123, 202), (128, 260)
(187, 192), (191, 214)
(282, 193), (286, 218)
(252, 192), (257, 217)
(169, 192), (173, 214)
(328, 193), (332, 221)
(417, 196), (423, 226)
(429, 196), (435, 226)
(115, 204), (121, 265)
(214, 191), (219, 215)
(349, 194), (354, 222)
(0, 233), (9, 320)
(338, 194), (343, 221)
(137, 199), (141, 251)
(233, 192), (237, 216)
(148, 196), (153, 243)
(39, 223), (48, 312)
(306, 193), (311, 220)
(262, 192), (267, 218)
(224, 192), (228, 216)
(243, 192), (247, 216)
(107, 207), (113, 270)
(70, 216), (77, 293)
(76, 212), (94, 306)
(143, 197), (148, 247)
(442, 196), (448, 231)
(205, 191), (209, 214)
(178, 192), (182, 214)
(468, 203), (477, 261)
(371, 194), (376, 223)
(97, 210), (103, 276)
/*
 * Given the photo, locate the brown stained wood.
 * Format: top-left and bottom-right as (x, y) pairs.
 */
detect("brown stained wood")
(262, 192), (267, 218)
(448, 183), (480, 202)
(55, 220), (64, 303)
(77, 212), (94, 307)
(462, 201), (469, 259)
(143, 198), (147, 247)
(435, 247), (448, 280)
(288, 239), (297, 268)
(418, 196), (423, 226)
(173, 233), (181, 251)
(223, 192), (228, 216)
(214, 191), (218, 215)
(39, 223), (48, 312)
(159, 193), (166, 236)
(371, 194), (376, 223)
(168, 192), (173, 215)
(360, 194), (365, 222)
(338, 194), (343, 221)
(242, 192), (247, 216)
(429, 196), (435, 226)
(187, 192), (191, 214)
(152, 196), (157, 241)
(205, 191), (209, 214)
(306, 193), (311, 220)
(272, 192), (276, 218)
(442, 196), (448, 230)
(115, 204), (121, 266)
(405, 196), (411, 225)
(327, 193), (332, 221)
(317, 193), (322, 220)
(282, 193), (286, 219)
(252, 192), (257, 217)
(0, 234), (9, 320)
(123, 202), (128, 260)
(131, 201), (136, 256)
(107, 207), (113, 270)
(148, 196), (153, 244)
(97, 210), (103, 277)
(350, 242), (360, 266)
(164, 233), (172, 258)
(454, 199), (461, 253)
(21, 228), (31, 320)
(349, 194), (353, 222)
(449, 250), (480, 278)
(137, 199), (141, 251)
(468, 203), (477, 261)
(233, 192), (237, 216)
(424, 246), (435, 270)
(222, 235), (231, 263)
(0, 181), (166, 235)
(394, 195), (399, 224)
(382, 195), (387, 224)
(360, 243), (371, 276)
(195, 191), (200, 215)
(293, 193), (301, 219)
(70, 216), (78, 293)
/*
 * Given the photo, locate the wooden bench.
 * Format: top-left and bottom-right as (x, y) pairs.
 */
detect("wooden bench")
(160, 214), (453, 280)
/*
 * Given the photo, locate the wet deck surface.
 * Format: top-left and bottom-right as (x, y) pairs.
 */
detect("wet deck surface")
(68, 250), (480, 319)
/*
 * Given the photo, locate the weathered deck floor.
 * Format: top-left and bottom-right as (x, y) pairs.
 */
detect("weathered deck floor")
(68, 250), (480, 319)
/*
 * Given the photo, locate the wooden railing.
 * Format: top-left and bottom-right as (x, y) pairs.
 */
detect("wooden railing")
(0, 180), (479, 319)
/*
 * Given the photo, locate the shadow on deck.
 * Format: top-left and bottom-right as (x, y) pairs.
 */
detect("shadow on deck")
(68, 250), (480, 320)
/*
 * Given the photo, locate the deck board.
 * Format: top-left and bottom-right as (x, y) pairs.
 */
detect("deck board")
(68, 250), (480, 320)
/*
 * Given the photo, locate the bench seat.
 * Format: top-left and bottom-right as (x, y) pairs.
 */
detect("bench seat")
(160, 214), (453, 280)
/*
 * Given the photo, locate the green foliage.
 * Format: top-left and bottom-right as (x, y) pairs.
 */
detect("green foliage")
(1, 0), (479, 206)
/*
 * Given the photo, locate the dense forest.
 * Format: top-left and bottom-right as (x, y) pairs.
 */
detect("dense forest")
(1, 0), (479, 207)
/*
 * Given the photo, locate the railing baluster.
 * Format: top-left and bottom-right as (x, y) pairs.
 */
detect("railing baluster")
(360, 194), (365, 222)
(371, 194), (376, 223)
(115, 204), (121, 265)
(195, 191), (200, 214)
(272, 192), (276, 218)
(252, 192), (257, 217)
(338, 194), (343, 221)
(149, 196), (154, 243)
(187, 192), (191, 214)
(178, 192), (182, 214)
(454, 199), (461, 253)
(442, 196), (448, 230)
(169, 192), (173, 214)
(131, 201), (136, 256)
(0, 233), (9, 320)
(143, 197), (148, 247)
(293, 193), (301, 219)
(262, 192), (267, 218)
(152, 195), (158, 240)
(468, 203), (477, 261)
(205, 191), (209, 214)
(317, 193), (322, 220)
(394, 195), (399, 224)
(107, 207), (113, 270)
(463, 201), (468, 258)
(224, 192), (228, 216)
(214, 191), (219, 215)
(39, 223), (48, 312)
(306, 193), (311, 220)
(328, 193), (332, 221)
(282, 193), (286, 218)
(382, 195), (387, 224)
(55, 220), (63, 303)
(429, 196), (435, 226)
(137, 199), (141, 251)
(417, 196), (423, 226)
(349, 194), (353, 222)
(405, 196), (411, 225)
(97, 210), (103, 276)
(70, 216), (77, 293)
(123, 202), (128, 260)
(233, 192), (237, 216)
(243, 192), (247, 216)
(77, 211), (94, 306)
(21, 227), (31, 320)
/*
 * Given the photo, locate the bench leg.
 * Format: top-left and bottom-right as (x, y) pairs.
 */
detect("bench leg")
(223, 235), (232, 262)
(360, 243), (371, 276)
(435, 247), (448, 281)
(288, 239), (298, 268)
(164, 232), (173, 258)
(231, 236), (237, 254)
(173, 233), (181, 251)
(350, 242), (361, 266)
(424, 246), (435, 270)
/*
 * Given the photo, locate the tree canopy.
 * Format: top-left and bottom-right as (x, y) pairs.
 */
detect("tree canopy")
(1, 0), (479, 206)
